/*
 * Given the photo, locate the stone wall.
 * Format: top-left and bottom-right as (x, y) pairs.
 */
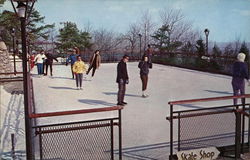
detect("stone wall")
(0, 41), (13, 78)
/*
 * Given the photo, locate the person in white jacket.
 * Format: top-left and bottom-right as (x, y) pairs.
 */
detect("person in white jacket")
(34, 50), (46, 75)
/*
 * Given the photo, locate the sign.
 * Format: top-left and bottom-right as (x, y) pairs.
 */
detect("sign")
(176, 147), (220, 160)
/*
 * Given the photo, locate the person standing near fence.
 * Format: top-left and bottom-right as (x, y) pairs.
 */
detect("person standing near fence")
(44, 52), (58, 76)
(232, 52), (250, 105)
(116, 55), (129, 106)
(66, 48), (78, 79)
(34, 50), (46, 76)
(86, 50), (101, 79)
(138, 55), (151, 98)
(73, 56), (87, 90)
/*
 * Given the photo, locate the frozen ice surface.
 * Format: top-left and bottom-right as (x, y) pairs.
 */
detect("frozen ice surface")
(1, 62), (249, 159)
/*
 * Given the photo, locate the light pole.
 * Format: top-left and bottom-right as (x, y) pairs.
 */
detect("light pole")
(10, 0), (35, 159)
(138, 33), (142, 59)
(204, 28), (209, 55)
(10, 28), (17, 74)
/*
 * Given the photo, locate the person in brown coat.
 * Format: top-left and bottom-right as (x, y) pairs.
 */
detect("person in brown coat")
(86, 50), (101, 77)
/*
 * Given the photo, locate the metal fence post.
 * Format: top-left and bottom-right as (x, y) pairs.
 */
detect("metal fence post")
(242, 104), (245, 154)
(178, 112), (180, 151)
(111, 120), (114, 160)
(248, 105), (250, 151)
(235, 110), (242, 159)
(169, 104), (173, 160)
(119, 109), (122, 160)
(38, 127), (43, 160)
(11, 134), (16, 159)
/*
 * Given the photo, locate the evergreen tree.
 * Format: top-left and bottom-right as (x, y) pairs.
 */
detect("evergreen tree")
(212, 43), (222, 58)
(239, 41), (249, 55)
(0, 9), (54, 51)
(224, 43), (234, 57)
(181, 41), (195, 54)
(239, 41), (249, 62)
(152, 24), (182, 53)
(151, 24), (170, 52)
(56, 21), (92, 53)
(195, 39), (205, 58)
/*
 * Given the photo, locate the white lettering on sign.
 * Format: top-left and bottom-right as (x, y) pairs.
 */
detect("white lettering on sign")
(176, 147), (220, 160)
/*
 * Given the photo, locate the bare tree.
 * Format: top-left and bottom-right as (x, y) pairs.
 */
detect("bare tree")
(83, 21), (93, 33)
(92, 28), (123, 53)
(123, 23), (140, 57)
(139, 10), (155, 51)
(159, 9), (194, 51)
(233, 35), (242, 55)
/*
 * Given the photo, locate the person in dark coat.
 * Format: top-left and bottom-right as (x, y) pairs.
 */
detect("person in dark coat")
(66, 48), (78, 79)
(44, 52), (58, 76)
(86, 50), (101, 78)
(143, 44), (153, 68)
(232, 52), (250, 105)
(138, 55), (151, 97)
(116, 55), (129, 106)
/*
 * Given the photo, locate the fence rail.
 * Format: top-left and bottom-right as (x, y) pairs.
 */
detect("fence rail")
(167, 94), (250, 160)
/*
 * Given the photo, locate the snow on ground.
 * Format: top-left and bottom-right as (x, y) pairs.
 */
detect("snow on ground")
(0, 86), (26, 159)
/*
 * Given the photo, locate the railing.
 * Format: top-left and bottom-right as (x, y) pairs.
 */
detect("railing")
(0, 72), (23, 82)
(24, 70), (125, 159)
(30, 106), (123, 160)
(167, 94), (250, 159)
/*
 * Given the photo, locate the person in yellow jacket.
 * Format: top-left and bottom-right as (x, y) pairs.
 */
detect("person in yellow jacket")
(72, 56), (87, 90)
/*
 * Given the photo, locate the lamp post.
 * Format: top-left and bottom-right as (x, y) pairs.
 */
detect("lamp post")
(10, 0), (35, 159)
(204, 28), (209, 55)
(138, 33), (142, 59)
(10, 28), (17, 74)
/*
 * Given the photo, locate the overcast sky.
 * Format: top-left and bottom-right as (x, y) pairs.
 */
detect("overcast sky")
(2, 0), (250, 42)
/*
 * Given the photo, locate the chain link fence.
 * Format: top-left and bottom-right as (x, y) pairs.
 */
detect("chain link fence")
(34, 119), (119, 160)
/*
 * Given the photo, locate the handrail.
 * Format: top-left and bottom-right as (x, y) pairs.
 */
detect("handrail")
(168, 94), (250, 105)
(166, 109), (235, 120)
(29, 106), (124, 118)
(0, 72), (23, 75)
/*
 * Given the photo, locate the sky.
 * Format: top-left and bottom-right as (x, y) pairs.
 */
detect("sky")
(2, 0), (250, 42)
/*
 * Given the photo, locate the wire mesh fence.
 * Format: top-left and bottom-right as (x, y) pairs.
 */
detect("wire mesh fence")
(34, 119), (119, 160)
(177, 108), (236, 151)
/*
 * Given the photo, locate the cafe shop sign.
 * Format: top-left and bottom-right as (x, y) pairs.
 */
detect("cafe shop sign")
(176, 147), (220, 160)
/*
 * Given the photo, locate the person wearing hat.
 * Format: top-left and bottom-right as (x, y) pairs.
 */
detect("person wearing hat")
(66, 48), (79, 79)
(232, 52), (250, 105)
(116, 55), (129, 106)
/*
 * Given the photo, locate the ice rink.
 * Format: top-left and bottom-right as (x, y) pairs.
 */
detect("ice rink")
(2, 62), (250, 159)
(32, 62), (249, 159)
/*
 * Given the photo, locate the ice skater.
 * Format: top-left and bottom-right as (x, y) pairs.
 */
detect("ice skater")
(138, 55), (151, 97)
(232, 52), (250, 105)
(66, 48), (78, 79)
(73, 56), (87, 90)
(86, 50), (101, 79)
(116, 55), (129, 106)
(44, 52), (58, 76)
(143, 44), (153, 68)
(34, 50), (46, 76)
